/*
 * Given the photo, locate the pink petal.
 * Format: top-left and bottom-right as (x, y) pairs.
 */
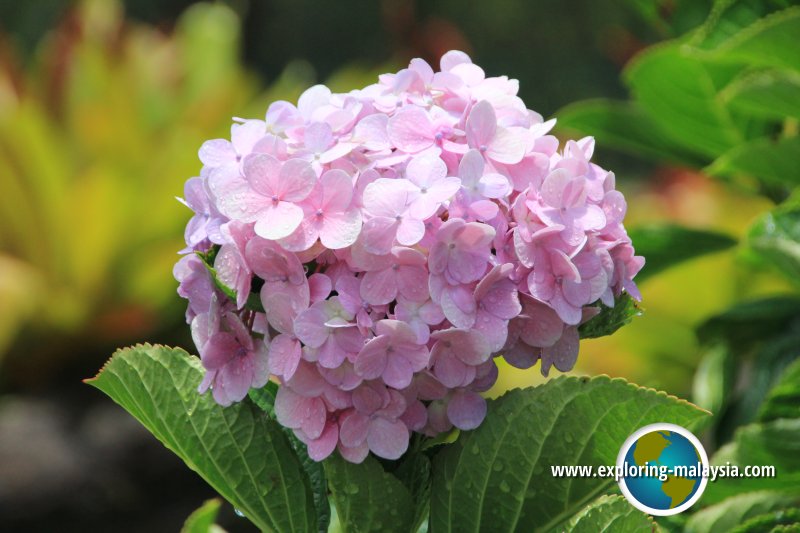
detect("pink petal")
(199, 139), (235, 167)
(308, 273), (332, 303)
(447, 390), (487, 430)
(541, 169), (571, 207)
(307, 422), (339, 461)
(268, 334), (301, 379)
(367, 418), (409, 460)
(254, 201), (305, 240)
(320, 169), (354, 212)
(339, 411), (370, 447)
(363, 179), (410, 217)
(383, 355), (413, 389)
(406, 153), (447, 187)
(293, 306), (330, 348)
(304, 122), (333, 153)
(354, 336), (390, 380)
(361, 268), (398, 305)
(243, 153), (283, 197)
(470, 199), (499, 220)
(396, 218), (425, 247)
(354, 113), (390, 151)
(320, 209), (362, 249)
(279, 159), (317, 202)
(361, 217), (399, 255)
(217, 356), (254, 403)
(231, 120), (266, 153)
(473, 311), (508, 352)
(397, 265), (429, 302)
(440, 50), (472, 71)
(209, 169), (269, 223)
(519, 300), (563, 348)
(440, 286), (476, 329)
(458, 149), (484, 186)
(387, 106), (434, 153)
(202, 333), (238, 370)
(339, 441), (369, 463)
(466, 100), (496, 148)
(541, 326), (579, 376)
(479, 173), (512, 198)
(487, 126), (529, 165)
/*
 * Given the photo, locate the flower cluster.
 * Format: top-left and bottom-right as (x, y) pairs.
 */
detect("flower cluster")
(175, 51), (643, 463)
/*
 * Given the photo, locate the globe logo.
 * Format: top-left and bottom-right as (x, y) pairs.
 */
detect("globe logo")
(617, 423), (709, 516)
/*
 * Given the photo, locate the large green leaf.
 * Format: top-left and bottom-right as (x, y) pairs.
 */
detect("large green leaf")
(624, 44), (742, 159)
(721, 69), (800, 120)
(708, 6), (800, 71)
(566, 494), (657, 532)
(748, 203), (800, 284)
(393, 451), (433, 533)
(324, 454), (416, 533)
(86, 344), (317, 533)
(627, 224), (737, 281)
(430, 376), (709, 533)
(554, 99), (706, 166)
(249, 382), (331, 533)
(686, 491), (800, 533)
(578, 293), (641, 340)
(707, 137), (800, 189)
(759, 358), (800, 422)
(705, 418), (800, 504)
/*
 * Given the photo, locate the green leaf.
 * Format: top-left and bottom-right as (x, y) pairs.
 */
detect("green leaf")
(721, 69), (800, 121)
(692, 0), (794, 49)
(696, 296), (800, 348)
(624, 44), (742, 159)
(249, 382), (331, 533)
(705, 418), (800, 504)
(86, 344), (317, 533)
(181, 499), (226, 533)
(430, 376), (709, 533)
(707, 137), (800, 189)
(394, 452), (433, 533)
(759, 358), (800, 422)
(566, 494), (657, 532)
(325, 454), (415, 533)
(731, 507), (800, 533)
(708, 6), (800, 72)
(249, 381), (279, 416)
(686, 491), (800, 533)
(578, 293), (642, 340)
(693, 343), (735, 414)
(748, 202), (800, 284)
(627, 224), (737, 281)
(554, 99), (706, 166)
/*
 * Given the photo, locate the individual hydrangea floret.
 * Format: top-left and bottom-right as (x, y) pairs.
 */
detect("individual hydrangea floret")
(175, 51), (644, 463)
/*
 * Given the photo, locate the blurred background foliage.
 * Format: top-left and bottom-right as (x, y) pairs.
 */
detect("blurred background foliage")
(0, 0), (798, 531)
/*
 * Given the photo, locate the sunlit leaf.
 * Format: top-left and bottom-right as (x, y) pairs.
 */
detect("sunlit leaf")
(430, 376), (709, 532)
(87, 344), (317, 533)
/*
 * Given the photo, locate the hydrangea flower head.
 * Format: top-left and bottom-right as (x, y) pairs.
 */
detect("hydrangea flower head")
(175, 51), (643, 463)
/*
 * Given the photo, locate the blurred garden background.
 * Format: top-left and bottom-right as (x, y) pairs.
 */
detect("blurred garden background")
(0, 0), (797, 531)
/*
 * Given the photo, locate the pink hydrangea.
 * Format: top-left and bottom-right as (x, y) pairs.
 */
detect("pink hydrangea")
(175, 51), (643, 463)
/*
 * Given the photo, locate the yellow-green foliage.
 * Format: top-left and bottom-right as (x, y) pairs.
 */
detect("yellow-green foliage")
(0, 0), (381, 364)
